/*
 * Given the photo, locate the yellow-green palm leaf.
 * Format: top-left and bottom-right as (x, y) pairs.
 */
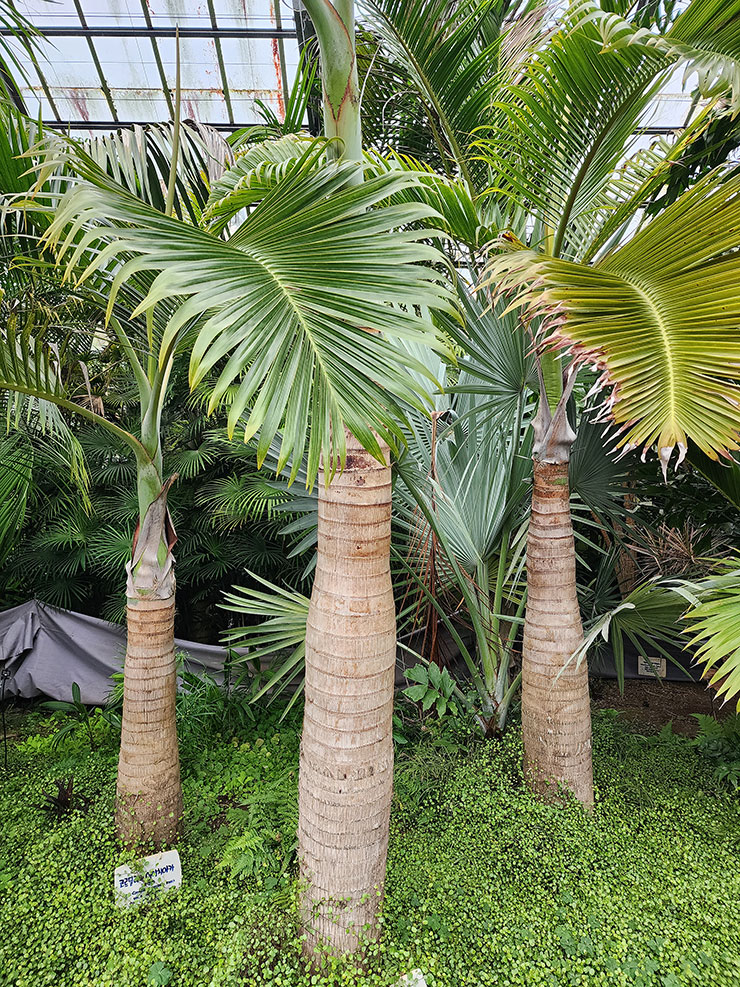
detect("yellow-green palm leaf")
(484, 169), (740, 468)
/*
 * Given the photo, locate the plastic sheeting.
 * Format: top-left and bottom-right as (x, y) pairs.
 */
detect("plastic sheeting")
(0, 599), (232, 705)
(0, 600), (699, 708)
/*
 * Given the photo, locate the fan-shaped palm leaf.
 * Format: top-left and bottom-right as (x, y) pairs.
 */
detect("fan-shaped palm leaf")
(45, 143), (455, 482)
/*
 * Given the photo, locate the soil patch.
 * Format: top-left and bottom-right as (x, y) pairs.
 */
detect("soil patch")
(591, 676), (732, 736)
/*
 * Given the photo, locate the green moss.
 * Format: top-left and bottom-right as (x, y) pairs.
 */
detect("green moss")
(1, 711), (739, 986)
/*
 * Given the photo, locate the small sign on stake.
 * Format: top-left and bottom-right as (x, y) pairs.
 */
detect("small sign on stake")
(637, 654), (667, 679)
(114, 849), (182, 907)
(396, 972), (428, 987)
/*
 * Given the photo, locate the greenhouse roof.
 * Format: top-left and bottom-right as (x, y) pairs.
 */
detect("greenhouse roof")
(4, 1), (697, 137)
(5, 0), (304, 131)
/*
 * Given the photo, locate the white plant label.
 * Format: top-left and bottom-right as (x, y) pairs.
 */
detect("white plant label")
(637, 654), (667, 678)
(396, 971), (428, 987)
(114, 849), (182, 907)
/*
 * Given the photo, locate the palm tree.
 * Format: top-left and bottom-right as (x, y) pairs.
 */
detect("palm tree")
(361, 0), (740, 804)
(41, 82), (453, 962)
(297, 0), (408, 956)
(1, 108), (233, 842)
(477, 0), (740, 802)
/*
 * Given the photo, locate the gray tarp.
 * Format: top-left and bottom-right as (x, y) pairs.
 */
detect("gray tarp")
(0, 600), (231, 705)
(0, 601), (700, 708)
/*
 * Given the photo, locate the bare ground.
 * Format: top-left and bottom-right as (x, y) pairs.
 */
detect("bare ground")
(590, 676), (732, 736)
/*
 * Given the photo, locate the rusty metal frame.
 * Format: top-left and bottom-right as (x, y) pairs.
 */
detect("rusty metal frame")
(205, 0), (235, 126)
(272, 1), (290, 105)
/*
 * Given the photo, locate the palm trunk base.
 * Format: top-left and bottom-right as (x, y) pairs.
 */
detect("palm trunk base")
(521, 662), (593, 806)
(116, 596), (182, 845)
(522, 460), (594, 807)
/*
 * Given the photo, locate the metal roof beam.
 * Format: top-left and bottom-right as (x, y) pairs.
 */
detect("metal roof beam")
(0, 27), (297, 39)
(72, 0), (118, 121)
(41, 119), (254, 131)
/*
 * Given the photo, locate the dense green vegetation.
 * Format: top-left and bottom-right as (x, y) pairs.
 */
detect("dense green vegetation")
(3, 0), (740, 976)
(2, 703), (739, 987)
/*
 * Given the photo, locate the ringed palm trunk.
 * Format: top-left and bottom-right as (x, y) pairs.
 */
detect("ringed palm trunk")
(521, 401), (593, 806)
(116, 473), (182, 844)
(298, 431), (396, 954)
(298, 0), (395, 958)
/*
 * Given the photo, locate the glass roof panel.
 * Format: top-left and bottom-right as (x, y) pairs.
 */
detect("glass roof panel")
(12, 0), (299, 128)
(6, 0), (717, 138)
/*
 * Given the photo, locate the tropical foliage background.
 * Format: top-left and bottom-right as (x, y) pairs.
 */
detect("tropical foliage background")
(4, 0), (736, 697)
(3, 0), (740, 979)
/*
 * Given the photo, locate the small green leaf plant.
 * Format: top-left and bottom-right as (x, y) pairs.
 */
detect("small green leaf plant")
(41, 682), (120, 750)
(692, 713), (740, 791)
(147, 961), (173, 986)
(403, 662), (459, 719)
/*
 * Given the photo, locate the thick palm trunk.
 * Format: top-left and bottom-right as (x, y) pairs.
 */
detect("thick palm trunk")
(298, 431), (395, 956)
(521, 401), (593, 806)
(116, 475), (182, 844)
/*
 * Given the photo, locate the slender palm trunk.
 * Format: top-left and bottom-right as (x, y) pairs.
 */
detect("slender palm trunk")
(522, 456), (593, 805)
(297, 0), (396, 959)
(521, 383), (593, 806)
(116, 596), (181, 843)
(298, 431), (395, 955)
(115, 473), (182, 844)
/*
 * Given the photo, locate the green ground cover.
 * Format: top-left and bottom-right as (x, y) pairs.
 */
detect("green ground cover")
(1, 705), (738, 987)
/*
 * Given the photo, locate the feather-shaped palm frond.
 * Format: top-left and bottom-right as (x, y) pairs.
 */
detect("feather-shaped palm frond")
(359, 0), (546, 188)
(0, 433), (32, 566)
(31, 122), (230, 225)
(684, 559), (740, 709)
(222, 574), (310, 716)
(204, 134), (317, 233)
(0, 0), (42, 102)
(574, 0), (740, 114)
(478, 9), (670, 255)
